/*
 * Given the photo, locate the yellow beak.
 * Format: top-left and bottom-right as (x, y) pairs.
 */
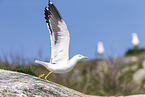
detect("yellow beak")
(83, 56), (88, 59)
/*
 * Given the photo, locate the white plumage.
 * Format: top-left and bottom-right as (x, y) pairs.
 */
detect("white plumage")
(35, 1), (88, 79)
(132, 32), (140, 47)
(97, 42), (105, 55)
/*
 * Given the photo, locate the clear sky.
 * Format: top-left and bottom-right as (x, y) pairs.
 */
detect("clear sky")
(0, 0), (145, 61)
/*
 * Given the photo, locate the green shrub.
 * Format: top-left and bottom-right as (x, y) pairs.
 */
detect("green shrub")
(125, 48), (145, 56)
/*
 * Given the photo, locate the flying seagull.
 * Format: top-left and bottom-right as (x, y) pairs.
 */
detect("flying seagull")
(35, 1), (88, 81)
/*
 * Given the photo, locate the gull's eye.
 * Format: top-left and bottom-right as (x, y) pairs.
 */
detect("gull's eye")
(79, 55), (81, 57)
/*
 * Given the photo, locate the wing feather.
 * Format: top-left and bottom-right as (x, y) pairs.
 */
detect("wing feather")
(44, 2), (70, 64)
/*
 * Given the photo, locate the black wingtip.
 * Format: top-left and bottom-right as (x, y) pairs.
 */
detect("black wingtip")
(49, 0), (53, 6)
(44, 7), (50, 23)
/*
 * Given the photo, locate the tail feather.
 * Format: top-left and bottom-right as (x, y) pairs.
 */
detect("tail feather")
(35, 60), (48, 66)
(35, 60), (50, 70)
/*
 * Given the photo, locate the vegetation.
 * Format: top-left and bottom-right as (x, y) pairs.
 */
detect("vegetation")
(125, 48), (145, 56)
(0, 55), (145, 96)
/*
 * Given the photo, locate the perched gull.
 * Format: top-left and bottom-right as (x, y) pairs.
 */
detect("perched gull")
(97, 42), (105, 55)
(35, 1), (88, 81)
(132, 32), (140, 49)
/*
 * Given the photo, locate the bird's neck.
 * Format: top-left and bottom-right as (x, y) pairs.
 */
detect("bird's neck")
(69, 56), (79, 67)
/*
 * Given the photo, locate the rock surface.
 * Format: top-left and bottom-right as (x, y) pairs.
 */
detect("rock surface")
(133, 68), (145, 84)
(1, 69), (145, 97)
(0, 69), (89, 97)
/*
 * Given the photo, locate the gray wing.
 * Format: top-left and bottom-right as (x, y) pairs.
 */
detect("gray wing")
(44, 2), (70, 64)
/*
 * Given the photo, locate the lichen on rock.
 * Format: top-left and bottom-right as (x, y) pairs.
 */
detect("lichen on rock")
(0, 69), (88, 97)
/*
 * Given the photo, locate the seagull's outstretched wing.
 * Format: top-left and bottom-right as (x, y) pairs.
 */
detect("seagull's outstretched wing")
(45, 2), (70, 63)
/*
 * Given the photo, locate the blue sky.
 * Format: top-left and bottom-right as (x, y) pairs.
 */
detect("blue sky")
(0, 0), (145, 61)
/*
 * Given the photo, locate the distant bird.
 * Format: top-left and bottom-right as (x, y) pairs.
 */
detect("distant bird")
(132, 32), (140, 49)
(97, 42), (105, 56)
(35, 1), (88, 81)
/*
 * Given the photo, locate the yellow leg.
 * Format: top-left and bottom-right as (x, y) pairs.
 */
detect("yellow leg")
(39, 71), (49, 78)
(45, 72), (52, 81)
